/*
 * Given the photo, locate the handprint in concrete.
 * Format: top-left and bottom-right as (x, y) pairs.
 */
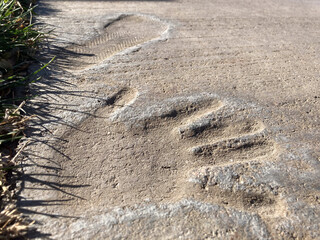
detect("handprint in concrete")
(56, 88), (281, 220)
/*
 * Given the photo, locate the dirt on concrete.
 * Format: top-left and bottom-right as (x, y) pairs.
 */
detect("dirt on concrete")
(18, 0), (320, 239)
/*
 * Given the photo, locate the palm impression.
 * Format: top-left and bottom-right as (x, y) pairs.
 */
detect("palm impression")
(57, 88), (279, 216)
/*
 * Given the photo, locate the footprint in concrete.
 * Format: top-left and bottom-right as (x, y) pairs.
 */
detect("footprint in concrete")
(56, 92), (280, 219)
(63, 14), (168, 70)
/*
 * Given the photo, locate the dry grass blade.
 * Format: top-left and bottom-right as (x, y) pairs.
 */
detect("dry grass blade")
(0, 102), (32, 239)
(0, 204), (32, 239)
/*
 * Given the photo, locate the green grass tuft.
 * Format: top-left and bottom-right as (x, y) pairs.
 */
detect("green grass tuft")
(0, 0), (50, 238)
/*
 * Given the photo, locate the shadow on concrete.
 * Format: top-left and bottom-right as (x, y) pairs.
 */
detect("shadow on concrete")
(16, 46), (106, 239)
(17, 139), (90, 238)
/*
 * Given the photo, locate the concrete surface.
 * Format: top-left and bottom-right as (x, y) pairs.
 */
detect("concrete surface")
(18, 0), (320, 239)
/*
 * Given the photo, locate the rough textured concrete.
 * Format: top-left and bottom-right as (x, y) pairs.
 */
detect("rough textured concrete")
(18, 0), (320, 239)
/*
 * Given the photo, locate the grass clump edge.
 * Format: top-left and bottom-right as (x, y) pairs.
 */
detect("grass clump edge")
(0, 0), (51, 238)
